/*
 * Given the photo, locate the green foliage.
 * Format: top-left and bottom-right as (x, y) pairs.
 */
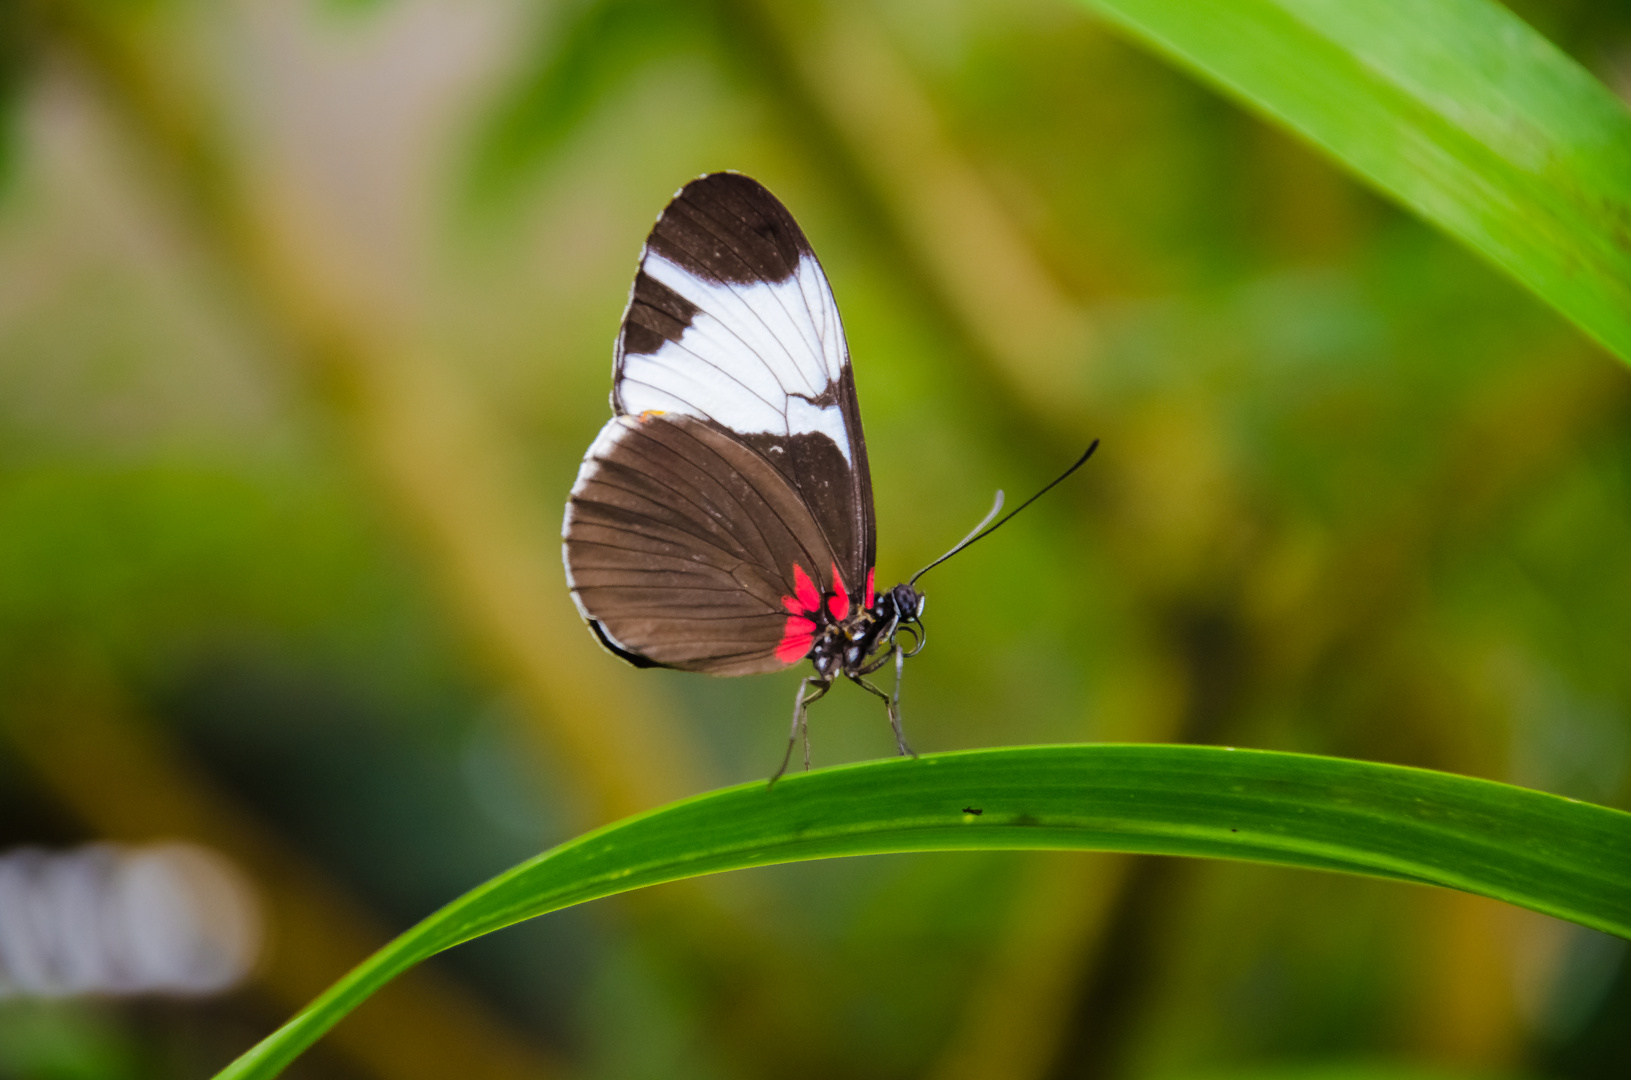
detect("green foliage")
(315, 0), (396, 16)
(203, 1), (1631, 1074)
(215, 746), (1631, 1079)
(0, 1002), (141, 1080)
(1081, 0), (1631, 364)
(0, 0), (37, 191)
(1165, 1064), (1510, 1080)
(466, 0), (715, 206)
(8, 0), (1631, 1075)
(0, 460), (463, 703)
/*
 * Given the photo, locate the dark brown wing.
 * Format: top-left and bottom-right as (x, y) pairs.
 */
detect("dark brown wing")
(564, 413), (842, 675)
(613, 172), (873, 585)
(562, 173), (876, 674)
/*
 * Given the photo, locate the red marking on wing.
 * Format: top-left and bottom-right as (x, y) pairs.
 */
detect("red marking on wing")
(827, 563), (849, 620)
(790, 564), (820, 613)
(864, 567), (876, 610)
(776, 616), (816, 664)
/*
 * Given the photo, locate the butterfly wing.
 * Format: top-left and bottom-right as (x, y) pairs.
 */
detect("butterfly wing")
(562, 173), (875, 675)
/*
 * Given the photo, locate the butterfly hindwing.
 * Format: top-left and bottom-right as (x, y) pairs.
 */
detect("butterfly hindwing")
(563, 173), (875, 674)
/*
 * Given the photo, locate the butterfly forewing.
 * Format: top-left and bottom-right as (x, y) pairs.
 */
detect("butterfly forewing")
(563, 173), (875, 674)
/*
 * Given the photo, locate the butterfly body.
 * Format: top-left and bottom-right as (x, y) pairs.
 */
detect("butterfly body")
(800, 576), (924, 684)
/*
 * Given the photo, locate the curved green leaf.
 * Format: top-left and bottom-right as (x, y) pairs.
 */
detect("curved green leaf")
(1082, 0), (1631, 365)
(216, 745), (1631, 1080)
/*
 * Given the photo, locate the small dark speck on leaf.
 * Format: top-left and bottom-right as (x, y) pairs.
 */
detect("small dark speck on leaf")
(1230, 828), (1238, 833)
(962, 807), (983, 815)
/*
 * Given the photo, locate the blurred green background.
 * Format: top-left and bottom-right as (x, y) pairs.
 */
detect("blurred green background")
(0, 1), (1628, 1078)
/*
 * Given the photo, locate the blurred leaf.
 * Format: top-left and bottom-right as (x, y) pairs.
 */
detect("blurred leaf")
(0, 0), (38, 190)
(1081, 0), (1631, 365)
(215, 745), (1631, 1079)
(0, 1002), (141, 1080)
(1168, 1063), (1522, 1080)
(315, 0), (394, 15)
(466, 0), (713, 206)
(0, 462), (450, 694)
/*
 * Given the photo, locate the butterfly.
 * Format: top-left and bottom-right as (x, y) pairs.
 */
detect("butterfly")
(561, 172), (1094, 778)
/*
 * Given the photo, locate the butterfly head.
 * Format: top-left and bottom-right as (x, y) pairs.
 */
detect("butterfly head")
(880, 582), (927, 658)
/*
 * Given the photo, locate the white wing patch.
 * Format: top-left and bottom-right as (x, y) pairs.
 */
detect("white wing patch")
(617, 253), (853, 463)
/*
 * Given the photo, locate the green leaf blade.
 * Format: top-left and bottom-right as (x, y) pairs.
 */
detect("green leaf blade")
(1082, 0), (1631, 364)
(215, 745), (1631, 1080)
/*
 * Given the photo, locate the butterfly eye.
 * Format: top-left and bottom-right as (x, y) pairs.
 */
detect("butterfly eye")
(888, 584), (923, 620)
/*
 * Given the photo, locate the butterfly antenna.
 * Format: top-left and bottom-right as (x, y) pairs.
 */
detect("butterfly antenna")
(909, 440), (1099, 588)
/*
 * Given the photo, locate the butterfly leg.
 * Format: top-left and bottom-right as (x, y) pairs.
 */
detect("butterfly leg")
(893, 643), (907, 731)
(847, 667), (917, 759)
(887, 644), (915, 758)
(772, 676), (831, 785)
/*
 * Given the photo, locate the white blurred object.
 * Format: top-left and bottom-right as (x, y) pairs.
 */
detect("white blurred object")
(0, 842), (262, 998)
